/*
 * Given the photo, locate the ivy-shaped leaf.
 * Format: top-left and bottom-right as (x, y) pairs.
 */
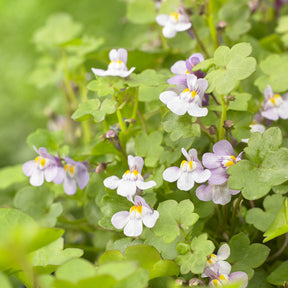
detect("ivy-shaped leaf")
(228, 233), (270, 278)
(162, 112), (200, 142)
(87, 77), (125, 97)
(267, 261), (288, 285)
(72, 98), (117, 122)
(134, 131), (164, 167)
(246, 194), (284, 232)
(152, 199), (199, 243)
(176, 233), (215, 274)
(276, 15), (288, 47)
(205, 43), (256, 95)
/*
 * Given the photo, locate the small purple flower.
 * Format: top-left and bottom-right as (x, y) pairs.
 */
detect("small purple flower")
(111, 195), (159, 237)
(104, 155), (156, 198)
(261, 85), (288, 121)
(163, 148), (211, 191)
(168, 53), (205, 86)
(22, 146), (60, 186)
(241, 115), (266, 144)
(196, 182), (240, 205)
(202, 140), (242, 186)
(156, 9), (192, 38)
(160, 74), (208, 117)
(92, 48), (135, 78)
(54, 156), (90, 195)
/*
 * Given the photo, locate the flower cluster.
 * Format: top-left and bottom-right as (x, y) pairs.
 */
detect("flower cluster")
(202, 244), (248, 288)
(23, 146), (89, 195)
(104, 155), (159, 237)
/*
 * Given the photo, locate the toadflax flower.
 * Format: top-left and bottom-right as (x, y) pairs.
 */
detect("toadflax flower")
(196, 181), (240, 205)
(156, 9), (192, 38)
(202, 140), (242, 186)
(167, 53), (205, 86)
(163, 148), (211, 191)
(160, 74), (208, 117)
(23, 146), (60, 186)
(260, 85), (288, 121)
(54, 156), (89, 195)
(111, 195), (159, 237)
(241, 114), (266, 144)
(104, 155), (156, 198)
(91, 48), (135, 78)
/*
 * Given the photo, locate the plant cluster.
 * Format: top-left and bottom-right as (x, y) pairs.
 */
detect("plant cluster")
(2, 0), (288, 287)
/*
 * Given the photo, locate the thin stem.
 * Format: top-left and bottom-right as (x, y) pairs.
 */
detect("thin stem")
(215, 204), (223, 236)
(266, 233), (288, 262)
(197, 118), (215, 143)
(116, 108), (127, 133)
(231, 195), (242, 235)
(189, 26), (210, 58)
(218, 95), (227, 140)
(179, 225), (187, 240)
(207, 0), (218, 50)
(128, 87), (139, 133)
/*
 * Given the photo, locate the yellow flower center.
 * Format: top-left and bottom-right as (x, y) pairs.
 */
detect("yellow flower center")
(185, 69), (190, 74)
(130, 205), (142, 214)
(180, 160), (193, 170)
(224, 155), (236, 167)
(170, 12), (179, 20)
(191, 90), (197, 98)
(207, 253), (217, 264)
(270, 94), (281, 106)
(35, 156), (47, 168)
(64, 164), (75, 176)
(219, 275), (227, 281)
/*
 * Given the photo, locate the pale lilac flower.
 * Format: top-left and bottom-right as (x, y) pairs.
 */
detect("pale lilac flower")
(160, 74), (208, 117)
(205, 264), (248, 288)
(168, 53), (205, 86)
(91, 48), (135, 78)
(202, 244), (231, 278)
(104, 155), (156, 198)
(54, 156), (89, 195)
(156, 9), (192, 38)
(196, 182), (240, 205)
(163, 148), (211, 191)
(241, 120), (266, 144)
(111, 195), (159, 237)
(22, 146), (60, 186)
(202, 140), (242, 186)
(260, 85), (288, 121)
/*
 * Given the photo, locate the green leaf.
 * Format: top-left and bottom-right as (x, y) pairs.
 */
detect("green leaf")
(87, 77), (125, 97)
(0, 165), (26, 190)
(246, 194), (284, 232)
(126, 0), (156, 24)
(162, 112), (200, 141)
(255, 54), (288, 93)
(227, 93), (252, 111)
(72, 98), (117, 122)
(13, 186), (63, 227)
(176, 233), (214, 274)
(33, 13), (82, 48)
(206, 43), (256, 95)
(33, 238), (83, 274)
(134, 131), (164, 167)
(153, 199), (199, 243)
(263, 198), (288, 242)
(0, 272), (12, 288)
(267, 261), (288, 285)
(139, 85), (168, 102)
(228, 233), (270, 278)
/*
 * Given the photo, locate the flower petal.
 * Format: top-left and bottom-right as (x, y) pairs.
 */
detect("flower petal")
(53, 167), (65, 184)
(23, 160), (35, 177)
(170, 60), (186, 74)
(136, 180), (156, 190)
(218, 260), (232, 275)
(229, 272), (248, 288)
(213, 140), (234, 156)
(187, 102), (208, 117)
(124, 218), (143, 237)
(163, 167), (181, 182)
(202, 153), (221, 169)
(167, 75), (187, 86)
(261, 108), (279, 121)
(63, 177), (77, 195)
(192, 169), (211, 183)
(162, 25), (177, 38)
(211, 184), (231, 205)
(217, 243), (230, 260)
(196, 184), (212, 201)
(30, 169), (44, 186)
(208, 167), (229, 185)
(117, 48), (128, 64)
(111, 211), (130, 229)
(142, 210), (159, 228)
(44, 166), (58, 182)
(167, 99), (187, 115)
(128, 155), (144, 173)
(177, 172), (195, 191)
(175, 22), (192, 32)
(75, 166), (89, 189)
(117, 181), (137, 197)
(91, 68), (109, 76)
(104, 176), (121, 189)
(159, 91), (178, 104)
(156, 14), (169, 26)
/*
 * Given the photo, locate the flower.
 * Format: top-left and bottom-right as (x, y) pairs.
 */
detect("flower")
(91, 48), (135, 77)
(111, 195), (159, 237)
(156, 9), (192, 38)
(163, 148), (211, 191)
(22, 146), (60, 186)
(160, 74), (208, 117)
(202, 244), (231, 278)
(241, 115), (266, 144)
(202, 140), (242, 186)
(196, 181), (240, 205)
(167, 53), (205, 86)
(204, 264), (248, 288)
(104, 155), (156, 198)
(54, 156), (90, 195)
(260, 85), (288, 121)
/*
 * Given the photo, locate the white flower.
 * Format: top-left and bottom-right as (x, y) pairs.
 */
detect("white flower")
(111, 196), (159, 237)
(156, 10), (192, 38)
(92, 48), (135, 77)
(104, 155), (156, 198)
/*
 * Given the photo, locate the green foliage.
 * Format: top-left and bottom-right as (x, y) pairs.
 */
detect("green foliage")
(152, 199), (199, 243)
(228, 233), (270, 278)
(267, 261), (288, 285)
(204, 43), (257, 95)
(276, 15), (288, 47)
(0, 165), (26, 190)
(126, 0), (156, 24)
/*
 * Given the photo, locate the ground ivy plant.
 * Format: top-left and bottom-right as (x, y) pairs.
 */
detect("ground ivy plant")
(2, 0), (288, 287)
